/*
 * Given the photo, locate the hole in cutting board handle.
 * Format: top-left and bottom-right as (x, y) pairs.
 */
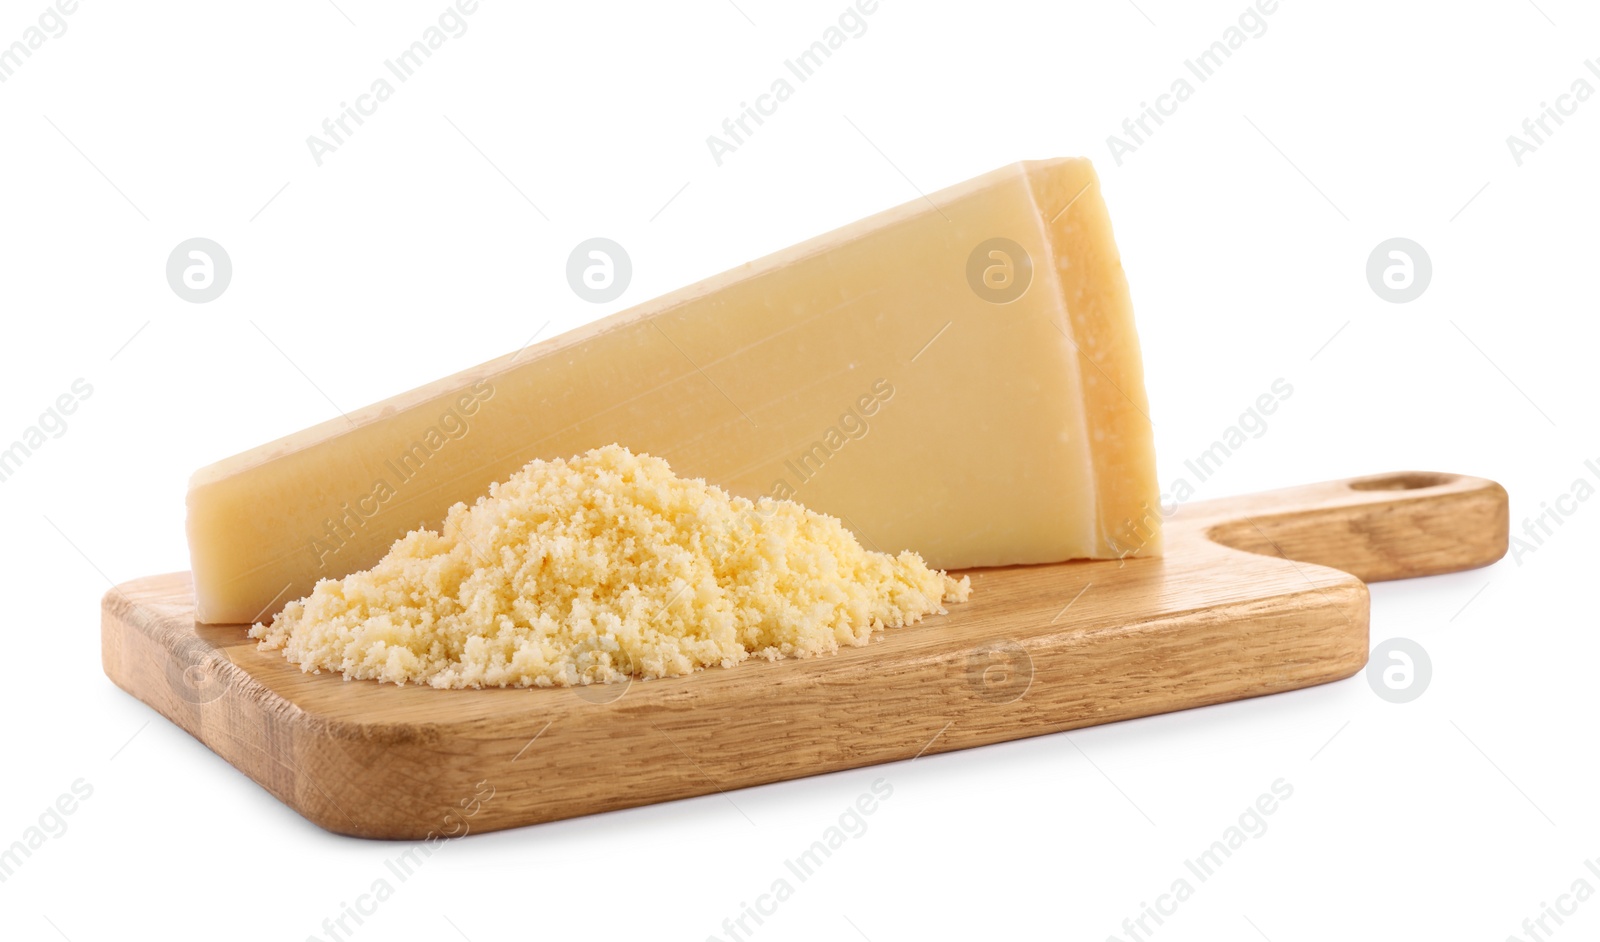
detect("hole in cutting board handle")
(1347, 472), (1457, 492)
(1205, 470), (1506, 583)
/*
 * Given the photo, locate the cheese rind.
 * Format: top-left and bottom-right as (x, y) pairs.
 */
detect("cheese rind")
(188, 158), (1159, 624)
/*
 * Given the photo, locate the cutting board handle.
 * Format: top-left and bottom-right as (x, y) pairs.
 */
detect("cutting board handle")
(1196, 471), (1509, 582)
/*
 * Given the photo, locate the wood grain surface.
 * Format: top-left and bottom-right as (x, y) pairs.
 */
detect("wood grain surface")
(101, 471), (1508, 839)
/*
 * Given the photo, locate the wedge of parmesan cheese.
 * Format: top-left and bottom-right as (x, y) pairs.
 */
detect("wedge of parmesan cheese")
(191, 158), (1158, 624)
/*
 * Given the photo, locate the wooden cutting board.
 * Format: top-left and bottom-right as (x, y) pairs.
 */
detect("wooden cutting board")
(101, 471), (1507, 839)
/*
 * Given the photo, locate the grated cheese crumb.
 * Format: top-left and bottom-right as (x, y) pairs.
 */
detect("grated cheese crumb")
(249, 444), (971, 688)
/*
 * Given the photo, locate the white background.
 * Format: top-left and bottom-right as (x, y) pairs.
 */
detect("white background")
(2, 0), (1596, 939)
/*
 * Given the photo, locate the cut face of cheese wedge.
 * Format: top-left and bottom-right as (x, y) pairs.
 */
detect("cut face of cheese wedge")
(188, 158), (1160, 625)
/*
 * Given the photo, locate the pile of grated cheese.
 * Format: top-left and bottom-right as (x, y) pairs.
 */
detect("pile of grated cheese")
(250, 444), (970, 689)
